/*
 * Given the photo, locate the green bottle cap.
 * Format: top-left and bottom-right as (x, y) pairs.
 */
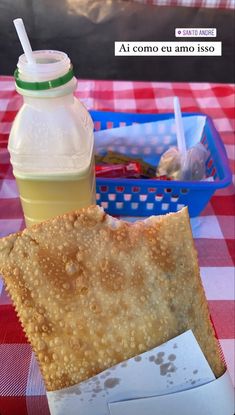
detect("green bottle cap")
(14, 65), (74, 91)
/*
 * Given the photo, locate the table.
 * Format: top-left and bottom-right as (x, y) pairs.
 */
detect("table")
(0, 78), (234, 415)
(133, 0), (234, 9)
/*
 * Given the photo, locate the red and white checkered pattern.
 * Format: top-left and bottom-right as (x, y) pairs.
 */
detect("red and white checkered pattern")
(0, 77), (234, 414)
(133, 0), (235, 9)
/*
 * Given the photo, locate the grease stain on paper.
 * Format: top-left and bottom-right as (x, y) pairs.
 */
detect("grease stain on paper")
(160, 362), (177, 376)
(104, 378), (120, 389)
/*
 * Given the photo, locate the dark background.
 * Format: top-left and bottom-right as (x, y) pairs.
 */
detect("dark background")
(0, 0), (234, 83)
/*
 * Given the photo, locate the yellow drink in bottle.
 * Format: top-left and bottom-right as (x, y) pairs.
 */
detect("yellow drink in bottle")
(16, 163), (96, 226)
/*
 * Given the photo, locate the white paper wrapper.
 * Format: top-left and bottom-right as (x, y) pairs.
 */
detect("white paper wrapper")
(109, 371), (234, 415)
(47, 330), (234, 415)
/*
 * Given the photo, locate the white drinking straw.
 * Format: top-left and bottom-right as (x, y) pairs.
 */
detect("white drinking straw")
(174, 96), (187, 158)
(13, 18), (36, 64)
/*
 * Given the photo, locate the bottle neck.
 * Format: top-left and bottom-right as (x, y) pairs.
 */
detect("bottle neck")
(23, 91), (75, 109)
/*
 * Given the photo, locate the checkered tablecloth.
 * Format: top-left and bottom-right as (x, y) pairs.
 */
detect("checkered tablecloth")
(0, 77), (234, 414)
(133, 0), (235, 9)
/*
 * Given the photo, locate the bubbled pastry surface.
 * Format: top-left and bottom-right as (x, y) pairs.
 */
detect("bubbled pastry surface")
(0, 206), (225, 391)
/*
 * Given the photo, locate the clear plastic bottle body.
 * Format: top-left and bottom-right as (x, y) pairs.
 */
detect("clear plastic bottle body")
(9, 51), (96, 226)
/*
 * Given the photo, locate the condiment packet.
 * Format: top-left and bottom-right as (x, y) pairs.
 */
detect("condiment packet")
(47, 330), (234, 415)
(95, 152), (156, 177)
(95, 162), (141, 178)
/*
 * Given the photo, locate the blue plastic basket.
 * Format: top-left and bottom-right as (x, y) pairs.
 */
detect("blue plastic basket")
(90, 110), (232, 217)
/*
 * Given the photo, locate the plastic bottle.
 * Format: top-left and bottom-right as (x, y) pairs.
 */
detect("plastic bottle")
(8, 50), (96, 226)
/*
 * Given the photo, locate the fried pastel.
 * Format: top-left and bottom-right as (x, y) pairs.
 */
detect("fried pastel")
(0, 206), (224, 390)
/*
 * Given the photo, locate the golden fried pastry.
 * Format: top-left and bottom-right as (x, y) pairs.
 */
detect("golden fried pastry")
(0, 206), (225, 390)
